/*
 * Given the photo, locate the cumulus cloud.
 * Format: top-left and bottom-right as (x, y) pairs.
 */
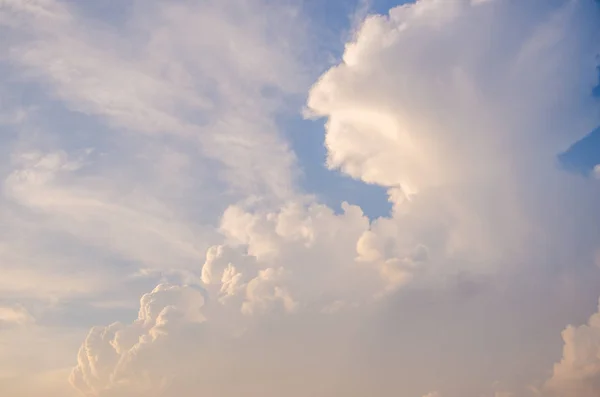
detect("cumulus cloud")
(546, 299), (600, 397)
(307, 0), (599, 196)
(306, 0), (600, 275)
(215, 200), (424, 307)
(70, 284), (206, 396)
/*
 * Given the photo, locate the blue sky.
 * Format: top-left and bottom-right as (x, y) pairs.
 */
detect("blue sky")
(560, 68), (600, 175)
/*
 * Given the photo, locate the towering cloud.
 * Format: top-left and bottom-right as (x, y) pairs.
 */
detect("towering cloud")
(304, 0), (600, 280)
(307, 0), (599, 195)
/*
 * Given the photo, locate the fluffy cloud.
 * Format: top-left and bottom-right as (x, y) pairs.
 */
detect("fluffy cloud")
(70, 284), (207, 396)
(201, 243), (298, 315)
(546, 299), (600, 397)
(306, 0), (600, 275)
(69, 281), (397, 397)
(307, 0), (599, 196)
(213, 200), (427, 308)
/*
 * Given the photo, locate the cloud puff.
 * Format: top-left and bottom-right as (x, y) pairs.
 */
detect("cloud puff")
(546, 299), (600, 397)
(70, 284), (206, 396)
(69, 280), (393, 397)
(201, 244), (298, 315)
(212, 200), (428, 309)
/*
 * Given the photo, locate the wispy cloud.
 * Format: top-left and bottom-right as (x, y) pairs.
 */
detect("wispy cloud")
(2, 0), (308, 199)
(0, 304), (33, 325)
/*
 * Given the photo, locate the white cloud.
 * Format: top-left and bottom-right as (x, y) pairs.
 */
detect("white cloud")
(546, 299), (600, 397)
(307, 0), (599, 196)
(306, 0), (600, 273)
(70, 284), (206, 396)
(215, 200), (418, 307)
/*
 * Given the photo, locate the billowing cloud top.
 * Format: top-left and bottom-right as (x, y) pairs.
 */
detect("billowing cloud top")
(0, 0), (599, 397)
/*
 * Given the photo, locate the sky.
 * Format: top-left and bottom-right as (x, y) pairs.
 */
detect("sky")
(0, 0), (600, 397)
